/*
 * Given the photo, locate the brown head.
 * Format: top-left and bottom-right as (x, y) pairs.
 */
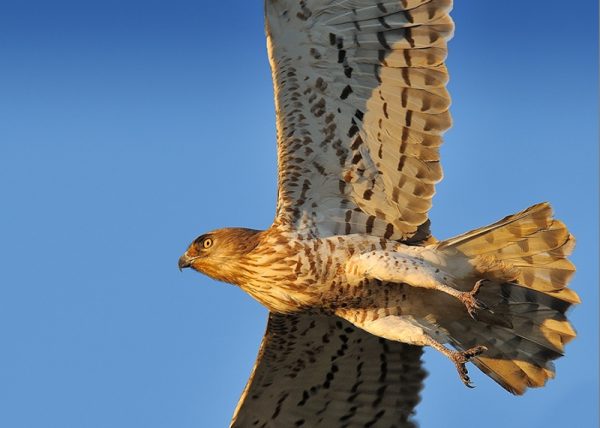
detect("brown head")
(178, 228), (264, 285)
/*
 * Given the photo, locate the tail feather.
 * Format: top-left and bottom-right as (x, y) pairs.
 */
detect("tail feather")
(437, 202), (557, 253)
(437, 202), (578, 302)
(436, 203), (578, 394)
(446, 309), (562, 395)
(475, 355), (555, 394)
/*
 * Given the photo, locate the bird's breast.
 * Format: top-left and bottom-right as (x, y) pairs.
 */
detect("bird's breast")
(238, 232), (391, 313)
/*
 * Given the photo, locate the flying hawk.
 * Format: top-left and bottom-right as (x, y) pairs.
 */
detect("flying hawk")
(179, 1), (579, 426)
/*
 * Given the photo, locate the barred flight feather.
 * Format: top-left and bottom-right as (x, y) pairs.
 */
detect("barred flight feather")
(267, 0), (454, 243)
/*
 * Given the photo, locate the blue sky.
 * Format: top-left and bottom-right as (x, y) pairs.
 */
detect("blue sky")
(0, 1), (597, 427)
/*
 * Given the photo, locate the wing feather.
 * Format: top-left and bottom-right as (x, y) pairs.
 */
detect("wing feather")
(267, 0), (454, 242)
(231, 312), (426, 428)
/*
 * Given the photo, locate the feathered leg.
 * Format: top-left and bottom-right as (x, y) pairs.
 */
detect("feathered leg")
(345, 251), (488, 317)
(336, 308), (488, 388)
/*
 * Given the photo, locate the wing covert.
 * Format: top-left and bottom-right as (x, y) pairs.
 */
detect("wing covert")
(267, 0), (454, 242)
(230, 312), (426, 427)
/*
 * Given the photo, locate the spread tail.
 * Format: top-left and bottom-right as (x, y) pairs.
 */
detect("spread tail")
(435, 203), (578, 394)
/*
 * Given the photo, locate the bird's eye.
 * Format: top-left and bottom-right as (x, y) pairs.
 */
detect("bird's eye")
(202, 238), (213, 249)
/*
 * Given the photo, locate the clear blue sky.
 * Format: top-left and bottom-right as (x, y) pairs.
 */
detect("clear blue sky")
(1, 1), (597, 427)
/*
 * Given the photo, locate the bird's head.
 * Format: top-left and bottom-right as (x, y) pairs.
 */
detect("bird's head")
(178, 227), (263, 285)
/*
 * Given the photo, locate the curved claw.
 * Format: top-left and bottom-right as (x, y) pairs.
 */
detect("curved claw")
(451, 345), (488, 388)
(461, 294), (487, 319)
(461, 280), (491, 319)
(455, 361), (476, 388)
(465, 345), (488, 358)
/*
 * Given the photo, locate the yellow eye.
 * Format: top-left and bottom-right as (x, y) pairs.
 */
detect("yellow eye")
(202, 238), (213, 249)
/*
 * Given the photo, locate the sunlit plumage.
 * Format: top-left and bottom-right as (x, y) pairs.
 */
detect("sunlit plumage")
(179, 1), (578, 426)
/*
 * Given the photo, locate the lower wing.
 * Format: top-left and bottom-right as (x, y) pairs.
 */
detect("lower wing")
(231, 311), (426, 427)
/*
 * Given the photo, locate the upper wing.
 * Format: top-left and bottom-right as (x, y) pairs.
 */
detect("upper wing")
(267, 0), (454, 243)
(230, 312), (426, 428)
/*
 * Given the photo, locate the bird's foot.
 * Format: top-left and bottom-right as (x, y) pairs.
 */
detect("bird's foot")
(458, 279), (488, 319)
(450, 345), (488, 388)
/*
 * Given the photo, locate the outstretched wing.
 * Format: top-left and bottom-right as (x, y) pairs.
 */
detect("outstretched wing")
(267, 0), (454, 243)
(230, 312), (426, 428)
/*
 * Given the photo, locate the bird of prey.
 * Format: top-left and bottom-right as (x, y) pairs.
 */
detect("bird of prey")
(179, 0), (579, 426)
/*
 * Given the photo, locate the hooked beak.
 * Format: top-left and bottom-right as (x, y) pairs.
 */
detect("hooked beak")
(178, 254), (192, 271)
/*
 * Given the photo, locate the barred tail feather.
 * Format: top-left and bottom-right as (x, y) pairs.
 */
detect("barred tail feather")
(437, 202), (578, 303)
(437, 203), (578, 394)
(445, 282), (575, 394)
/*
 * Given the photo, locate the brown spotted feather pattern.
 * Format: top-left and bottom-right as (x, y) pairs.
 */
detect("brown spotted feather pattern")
(267, 0), (453, 243)
(178, 0), (580, 425)
(230, 313), (425, 428)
